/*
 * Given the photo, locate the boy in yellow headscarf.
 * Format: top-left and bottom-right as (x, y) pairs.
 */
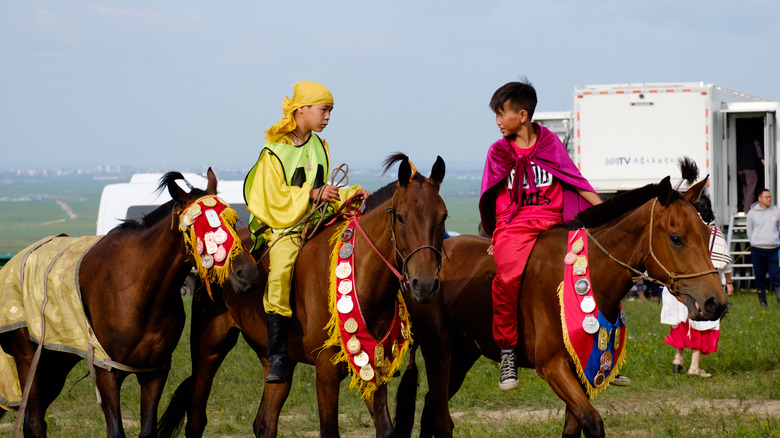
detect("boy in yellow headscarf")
(244, 81), (369, 383)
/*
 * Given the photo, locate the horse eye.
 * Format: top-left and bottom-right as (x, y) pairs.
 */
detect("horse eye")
(396, 214), (405, 224)
(671, 235), (682, 246)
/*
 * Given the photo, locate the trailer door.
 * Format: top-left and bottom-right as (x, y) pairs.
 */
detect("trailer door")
(723, 105), (778, 214)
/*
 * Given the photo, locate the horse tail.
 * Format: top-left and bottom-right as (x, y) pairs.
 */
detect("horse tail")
(157, 375), (193, 438)
(393, 343), (419, 437)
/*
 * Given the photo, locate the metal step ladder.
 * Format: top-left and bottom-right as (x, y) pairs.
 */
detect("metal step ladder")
(726, 212), (753, 288)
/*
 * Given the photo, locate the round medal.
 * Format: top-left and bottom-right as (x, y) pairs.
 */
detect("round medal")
(213, 227), (228, 244)
(335, 262), (352, 279)
(344, 317), (358, 334)
(580, 295), (596, 313)
(353, 351), (369, 367)
(346, 335), (361, 353)
(338, 279), (353, 294)
(337, 295), (354, 314)
(582, 315), (599, 334)
(213, 245), (227, 263)
(593, 370), (605, 387)
(201, 254), (214, 269)
(341, 227), (354, 241)
(339, 243), (354, 259)
(359, 364), (375, 381)
(575, 278), (591, 295)
(202, 196), (217, 207)
(564, 252), (577, 265)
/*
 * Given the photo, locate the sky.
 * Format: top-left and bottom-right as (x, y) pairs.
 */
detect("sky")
(2, 1), (780, 173)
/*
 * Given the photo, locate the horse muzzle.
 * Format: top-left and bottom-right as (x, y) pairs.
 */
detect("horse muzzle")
(406, 275), (440, 304)
(228, 257), (262, 294)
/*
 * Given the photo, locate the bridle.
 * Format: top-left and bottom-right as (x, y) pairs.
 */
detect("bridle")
(584, 198), (717, 295)
(385, 189), (444, 288)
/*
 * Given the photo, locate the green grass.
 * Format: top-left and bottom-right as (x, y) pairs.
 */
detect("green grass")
(1, 292), (779, 437)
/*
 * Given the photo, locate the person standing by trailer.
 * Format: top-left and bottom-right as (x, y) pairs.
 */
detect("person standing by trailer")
(746, 188), (780, 307)
(737, 133), (764, 214)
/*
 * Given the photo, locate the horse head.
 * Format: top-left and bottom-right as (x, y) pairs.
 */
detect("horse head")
(382, 154), (448, 303)
(649, 175), (729, 321)
(163, 168), (260, 294)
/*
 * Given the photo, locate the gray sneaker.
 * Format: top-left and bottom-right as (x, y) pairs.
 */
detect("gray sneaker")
(611, 374), (631, 387)
(498, 350), (519, 390)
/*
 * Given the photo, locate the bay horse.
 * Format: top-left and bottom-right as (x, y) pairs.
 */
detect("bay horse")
(157, 153), (447, 437)
(400, 175), (729, 438)
(0, 168), (259, 438)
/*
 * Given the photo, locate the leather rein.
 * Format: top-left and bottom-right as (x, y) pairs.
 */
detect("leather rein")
(584, 198), (718, 295)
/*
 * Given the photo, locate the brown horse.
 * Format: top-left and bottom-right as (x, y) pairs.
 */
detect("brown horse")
(400, 175), (729, 438)
(0, 169), (259, 438)
(157, 154), (448, 437)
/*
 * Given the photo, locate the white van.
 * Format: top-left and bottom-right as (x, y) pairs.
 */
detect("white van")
(96, 172), (250, 296)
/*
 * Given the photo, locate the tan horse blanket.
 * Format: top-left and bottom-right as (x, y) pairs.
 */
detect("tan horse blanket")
(0, 235), (112, 410)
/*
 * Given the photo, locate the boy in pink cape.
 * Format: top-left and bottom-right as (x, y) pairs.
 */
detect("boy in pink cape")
(479, 80), (602, 390)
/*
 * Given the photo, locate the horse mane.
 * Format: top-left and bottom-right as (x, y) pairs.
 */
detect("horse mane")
(118, 171), (207, 230)
(567, 182), (682, 229)
(363, 180), (398, 213)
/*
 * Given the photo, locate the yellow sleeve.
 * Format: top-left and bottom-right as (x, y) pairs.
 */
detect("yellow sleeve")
(333, 185), (364, 210)
(246, 150), (313, 230)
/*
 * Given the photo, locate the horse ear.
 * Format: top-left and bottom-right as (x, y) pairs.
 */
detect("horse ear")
(206, 167), (218, 195)
(657, 176), (675, 206)
(398, 158), (412, 188)
(684, 175), (708, 204)
(429, 156), (446, 187)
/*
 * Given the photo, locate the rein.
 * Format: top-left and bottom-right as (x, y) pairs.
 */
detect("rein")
(584, 198), (717, 294)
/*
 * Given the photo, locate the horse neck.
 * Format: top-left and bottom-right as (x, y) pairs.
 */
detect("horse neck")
(588, 203), (653, 321)
(123, 214), (190, 302)
(352, 203), (400, 338)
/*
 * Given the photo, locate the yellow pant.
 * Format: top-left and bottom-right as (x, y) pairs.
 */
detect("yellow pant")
(263, 231), (301, 318)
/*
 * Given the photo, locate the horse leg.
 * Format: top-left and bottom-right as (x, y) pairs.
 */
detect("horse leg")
(537, 357), (604, 438)
(563, 405), (583, 437)
(253, 359), (297, 438)
(419, 337), (479, 438)
(314, 356), (346, 438)
(136, 369), (170, 438)
(94, 368), (130, 438)
(186, 320), (241, 437)
(363, 384), (394, 438)
(0, 329), (61, 437)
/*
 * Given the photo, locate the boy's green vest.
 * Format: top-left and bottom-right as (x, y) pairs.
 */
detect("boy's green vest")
(243, 135), (330, 247)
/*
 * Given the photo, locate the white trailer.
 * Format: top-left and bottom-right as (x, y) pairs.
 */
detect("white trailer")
(535, 82), (780, 230)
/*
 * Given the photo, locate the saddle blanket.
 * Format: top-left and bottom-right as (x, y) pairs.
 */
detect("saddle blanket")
(0, 235), (111, 410)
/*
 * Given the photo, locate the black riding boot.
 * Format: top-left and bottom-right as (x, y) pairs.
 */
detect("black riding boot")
(265, 313), (291, 383)
(774, 286), (780, 306)
(757, 288), (768, 307)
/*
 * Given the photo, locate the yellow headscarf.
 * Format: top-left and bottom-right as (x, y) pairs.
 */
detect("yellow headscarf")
(265, 81), (334, 143)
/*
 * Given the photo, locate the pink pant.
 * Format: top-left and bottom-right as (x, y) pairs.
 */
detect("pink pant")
(492, 218), (559, 349)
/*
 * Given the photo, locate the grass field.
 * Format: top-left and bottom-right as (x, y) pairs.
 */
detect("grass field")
(1, 292), (779, 437)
